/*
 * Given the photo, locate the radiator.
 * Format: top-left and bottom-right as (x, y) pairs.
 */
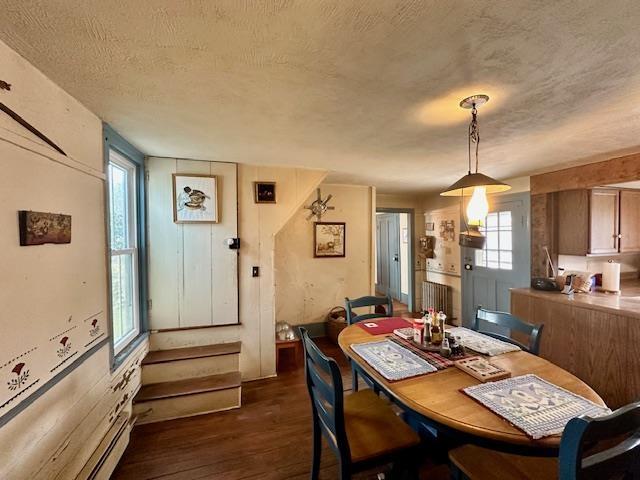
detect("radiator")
(422, 281), (452, 319)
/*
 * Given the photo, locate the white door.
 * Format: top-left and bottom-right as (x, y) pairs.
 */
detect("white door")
(147, 158), (239, 329)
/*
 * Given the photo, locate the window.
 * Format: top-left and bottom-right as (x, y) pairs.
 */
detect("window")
(108, 149), (140, 354)
(475, 211), (513, 270)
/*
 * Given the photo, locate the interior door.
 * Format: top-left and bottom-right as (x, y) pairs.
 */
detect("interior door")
(375, 213), (401, 300)
(461, 192), (531, 327)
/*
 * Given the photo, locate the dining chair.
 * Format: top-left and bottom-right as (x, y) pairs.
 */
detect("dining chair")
(345, 294), (393, 391)
(300, 328), (421, 480)
(473, 307), (543, 355)
(448, 400), (640, 480)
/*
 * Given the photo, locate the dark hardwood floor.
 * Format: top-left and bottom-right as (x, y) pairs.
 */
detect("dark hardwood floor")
(112, 338), (449, 480)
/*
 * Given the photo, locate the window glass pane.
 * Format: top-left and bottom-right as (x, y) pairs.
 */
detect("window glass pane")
(109, 162), (129, 250)
(486, 231), (499, 249)
(500, 250), (513, 265)
(499, 211), (512, 227)
(499, 231), (512, 250)
(475, 249), (485, 266)
(487, 250), (499, 269)
(485, 212), (498, 230)
(111, 253), (135, 346)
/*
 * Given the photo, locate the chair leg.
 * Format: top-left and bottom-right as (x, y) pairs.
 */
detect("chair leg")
(351, 366), (359, 392)
(311, 421), (321, 480)
(339, 459), (351, 480)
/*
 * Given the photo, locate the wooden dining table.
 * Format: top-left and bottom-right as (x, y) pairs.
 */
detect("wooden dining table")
(338, 323), (607, 456)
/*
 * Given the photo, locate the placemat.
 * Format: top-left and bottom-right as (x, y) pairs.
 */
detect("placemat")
(356, 317), (412, 335)
(463, 374), (611, 439)
(388, 336), (456, 370)
(351, 340), (437, 381)
(448, 327), (521, 356)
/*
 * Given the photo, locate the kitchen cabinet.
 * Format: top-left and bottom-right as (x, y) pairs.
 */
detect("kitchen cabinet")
(619, 190), (640, 252)
(556, 187), (640, 255)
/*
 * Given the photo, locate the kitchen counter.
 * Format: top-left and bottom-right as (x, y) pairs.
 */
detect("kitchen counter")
(511, 279), (640, 320)
(511, 280), (640, 408)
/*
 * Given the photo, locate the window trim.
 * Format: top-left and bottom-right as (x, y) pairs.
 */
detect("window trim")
(104, 124), (148, 370)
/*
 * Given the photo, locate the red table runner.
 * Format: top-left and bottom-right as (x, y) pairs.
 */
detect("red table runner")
(355, 317), (412, 335)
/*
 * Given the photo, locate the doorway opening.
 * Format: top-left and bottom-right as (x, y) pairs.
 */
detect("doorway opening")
(375, 208), (415, 313)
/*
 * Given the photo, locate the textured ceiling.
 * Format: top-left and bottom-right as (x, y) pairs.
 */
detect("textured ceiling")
(2, 1), (640, 194)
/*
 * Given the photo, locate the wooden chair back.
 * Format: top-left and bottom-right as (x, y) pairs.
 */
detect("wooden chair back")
(559, 401), (640, 480)
(345, 295), (393, 325)
(300, 328), (351, 462)
(474, 307), (543, 355)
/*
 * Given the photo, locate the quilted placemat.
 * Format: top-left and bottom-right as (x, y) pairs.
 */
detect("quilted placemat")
(463, 374), (611, 439)
(448, 327), (521, 356)
(351, 340), (437, 381)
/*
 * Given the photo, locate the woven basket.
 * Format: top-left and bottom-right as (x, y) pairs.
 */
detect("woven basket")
(326, 306), (347, 344)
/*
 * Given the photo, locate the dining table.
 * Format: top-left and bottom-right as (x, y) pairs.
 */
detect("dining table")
(338, 323), (607, 456)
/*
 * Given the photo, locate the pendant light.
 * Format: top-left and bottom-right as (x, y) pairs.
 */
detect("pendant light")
(440, 94), (511, 248)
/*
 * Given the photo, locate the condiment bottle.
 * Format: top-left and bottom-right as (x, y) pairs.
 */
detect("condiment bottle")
(430, 315), (442, 345)
(413, 317), (425, 345)
(440, 337), (451, 357)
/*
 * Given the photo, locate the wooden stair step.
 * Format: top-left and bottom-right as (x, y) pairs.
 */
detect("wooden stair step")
(142, 342), (241, 365)
(135, 372), (241, 403)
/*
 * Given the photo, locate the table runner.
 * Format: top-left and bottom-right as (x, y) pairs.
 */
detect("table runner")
(351, 340), (437, 381)
(355, 317), (412, 335)
(388, 336), (456, 370)
(448, 327), (521, 356)
(463, 374), (611, 439)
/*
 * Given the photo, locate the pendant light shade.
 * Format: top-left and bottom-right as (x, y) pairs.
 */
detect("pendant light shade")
(440, 172), (511, 197)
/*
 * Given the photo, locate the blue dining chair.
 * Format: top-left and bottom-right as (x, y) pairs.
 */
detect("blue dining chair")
(300, 328), (421, 480)
(448, 401), (640, 480)
(473, 307), (544, 355)
(345, 294), (393, 391)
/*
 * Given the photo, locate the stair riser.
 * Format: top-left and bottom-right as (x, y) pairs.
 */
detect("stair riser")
(133, 387), (241, 424)
(142, 354), (239, 384)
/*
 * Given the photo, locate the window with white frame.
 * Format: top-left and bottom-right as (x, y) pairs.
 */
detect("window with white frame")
(108, 149), (140, 354)
(475, 211), (513, 270)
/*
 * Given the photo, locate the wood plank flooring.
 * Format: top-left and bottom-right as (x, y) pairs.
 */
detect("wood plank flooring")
(112, 338), (448, 480)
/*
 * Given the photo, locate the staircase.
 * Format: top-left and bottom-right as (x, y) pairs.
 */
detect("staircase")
(133, 341), (241, 424)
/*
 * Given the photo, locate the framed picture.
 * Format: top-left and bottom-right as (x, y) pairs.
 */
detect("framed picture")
(426, 222), (435, 232)
(172, 174), (218, 223)
(254, 182), (276, 203)
(314, 222), (346, 258)
(18, 211), (71, 245)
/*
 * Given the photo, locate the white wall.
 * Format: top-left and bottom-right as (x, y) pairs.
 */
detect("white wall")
(148, 164), (327, 380)
(399, 212), (409, 295)
(0, 39), (147, 479)
(274, 184), (375, 326)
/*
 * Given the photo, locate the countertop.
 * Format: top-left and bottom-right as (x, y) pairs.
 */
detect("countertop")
(512, 279), (640, 319)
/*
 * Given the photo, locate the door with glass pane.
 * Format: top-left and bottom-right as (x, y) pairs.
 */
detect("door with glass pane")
(461, 192), (530, 327)
(108, 149), (140, 354)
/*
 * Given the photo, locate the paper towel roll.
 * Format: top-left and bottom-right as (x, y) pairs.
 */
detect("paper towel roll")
(602, 261), (621, 292)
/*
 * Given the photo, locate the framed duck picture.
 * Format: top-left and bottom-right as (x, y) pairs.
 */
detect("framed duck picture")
(172, 174), (218, 223)
(314, 222), (346, 258)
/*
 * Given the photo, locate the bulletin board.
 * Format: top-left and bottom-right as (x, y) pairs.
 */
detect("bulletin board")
(425, 206), (461, 276)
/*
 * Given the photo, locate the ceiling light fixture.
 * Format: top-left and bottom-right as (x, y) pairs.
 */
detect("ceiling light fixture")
(440, 94), (511, 249)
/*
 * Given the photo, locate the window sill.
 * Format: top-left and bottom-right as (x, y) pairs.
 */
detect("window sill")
(111, 331), (149, 372)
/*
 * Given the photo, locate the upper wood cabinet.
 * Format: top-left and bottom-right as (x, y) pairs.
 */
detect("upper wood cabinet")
(620, 190), (640, 253)
(555, 188), (640, 255)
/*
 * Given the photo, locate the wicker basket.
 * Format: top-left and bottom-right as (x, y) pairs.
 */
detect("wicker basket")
(326, 306), (347, 344)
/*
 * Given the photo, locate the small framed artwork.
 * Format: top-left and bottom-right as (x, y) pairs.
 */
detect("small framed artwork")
(173, 174), (218, 223)
(18, 211), (71, 245)
(314, 222), (346, 258)
(426, 222), (435, 232)
(254, 182), (276, 204)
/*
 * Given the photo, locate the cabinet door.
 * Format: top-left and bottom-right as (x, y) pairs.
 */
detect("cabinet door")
(556, 189), (589, 256)
(589, 189), (619, 254)
(620, 190), (640, 253)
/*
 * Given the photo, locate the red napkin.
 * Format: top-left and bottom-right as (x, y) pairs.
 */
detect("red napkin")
(356, 317), (412, 335)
